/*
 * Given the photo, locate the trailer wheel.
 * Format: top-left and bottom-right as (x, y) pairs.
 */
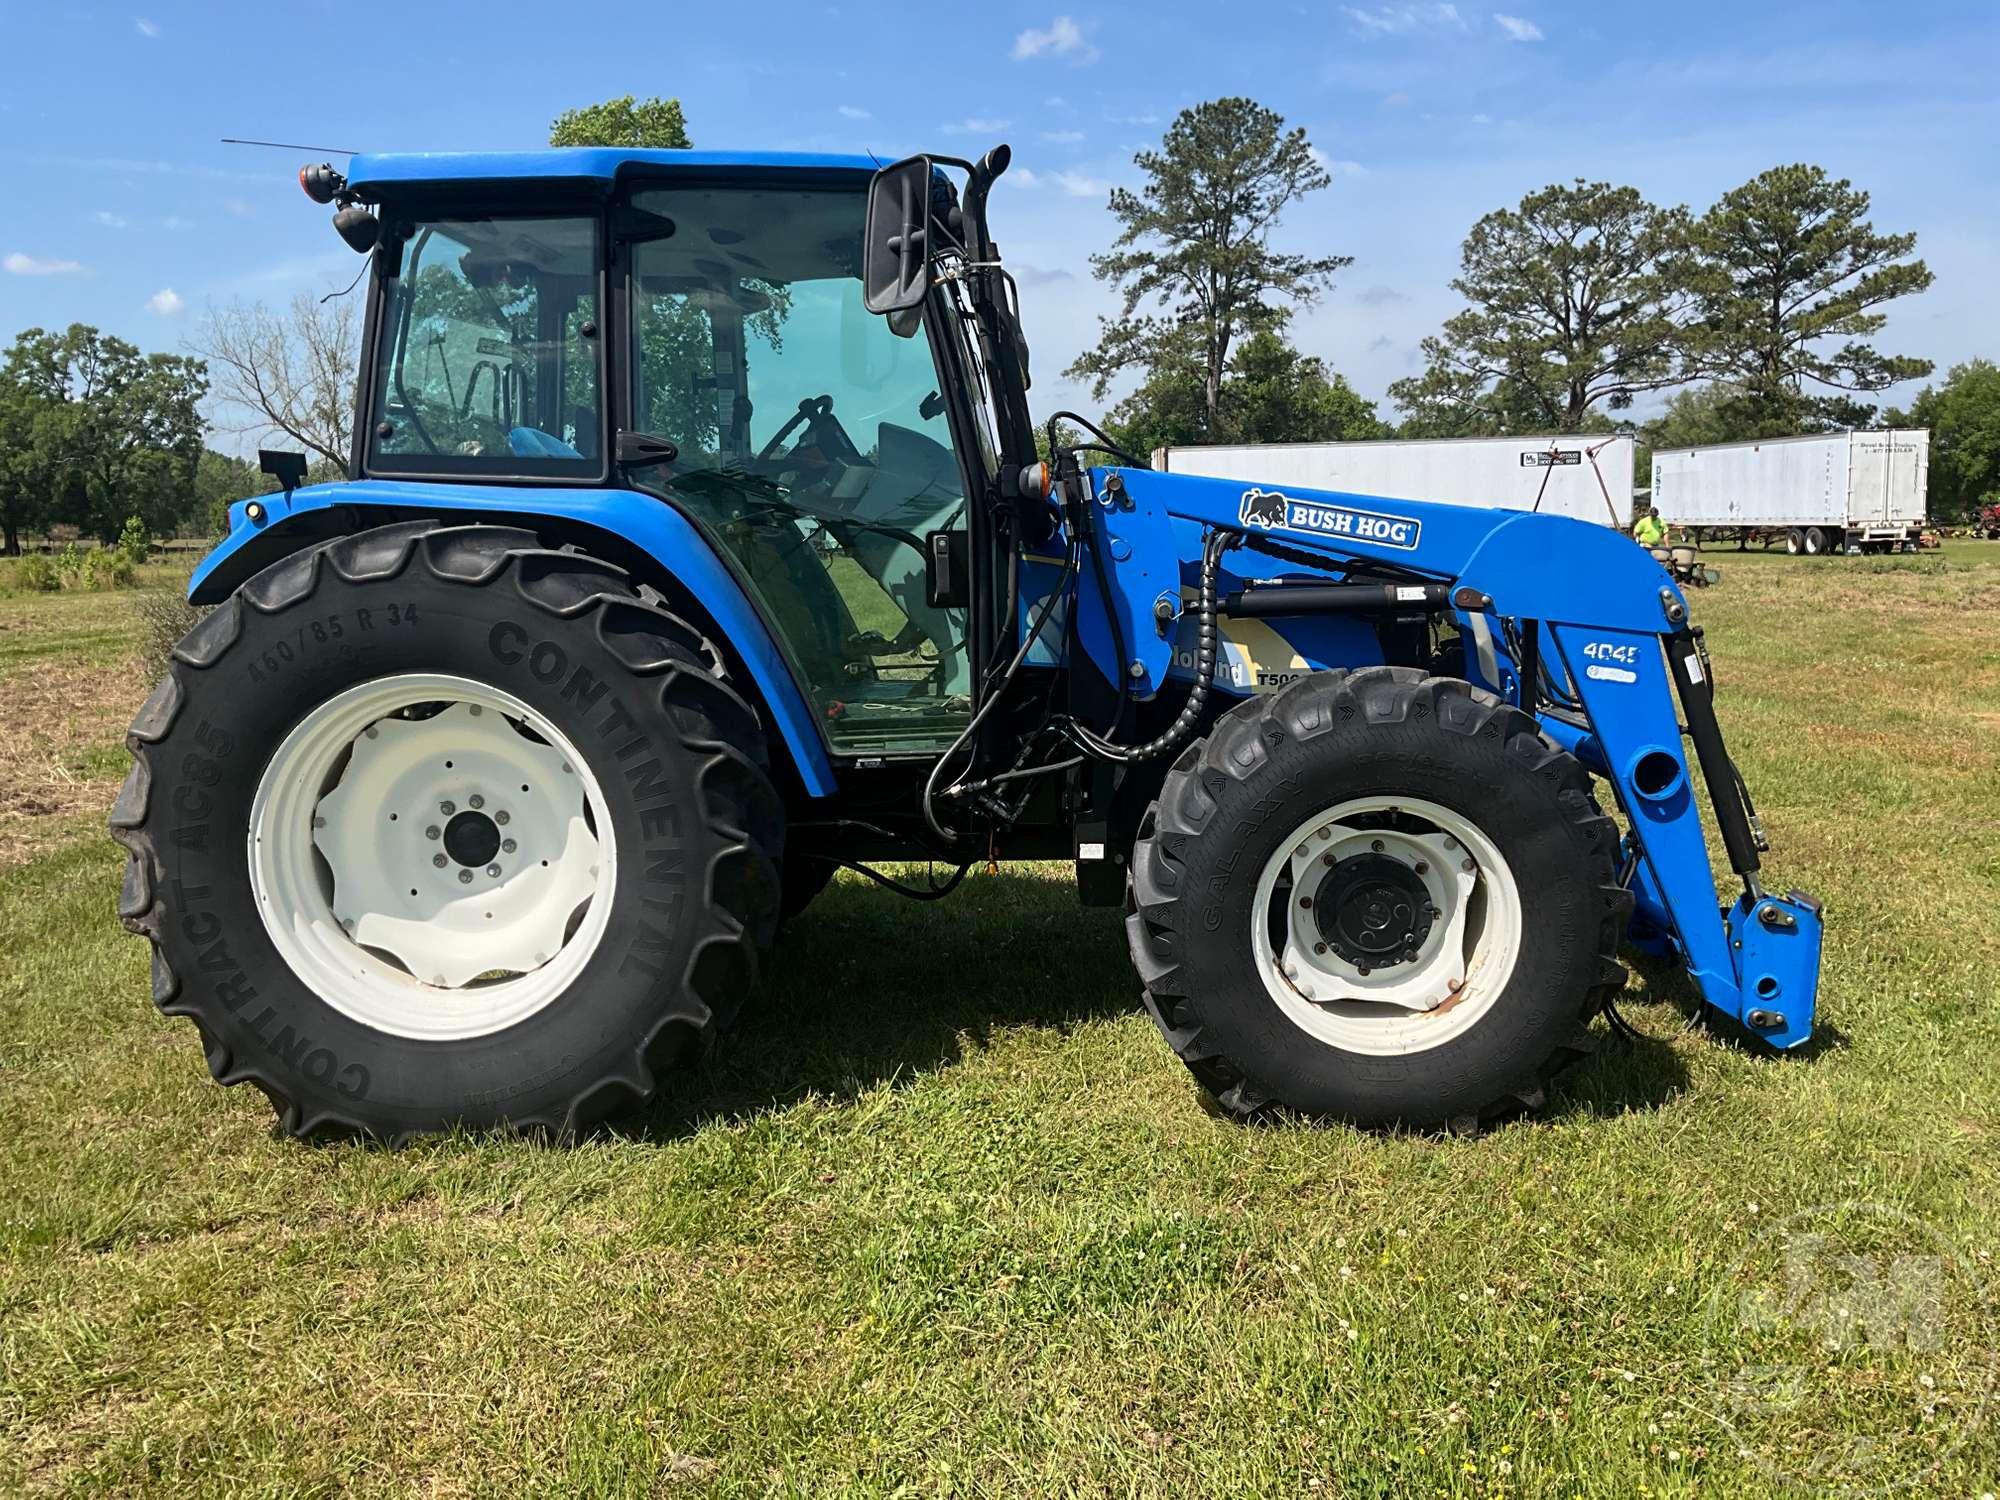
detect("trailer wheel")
(110, 521), (783, 1141)
(1127, 668), (1628, 1131)
(1784, 529), (1803, 555)
(1803, 526), (1829, 556)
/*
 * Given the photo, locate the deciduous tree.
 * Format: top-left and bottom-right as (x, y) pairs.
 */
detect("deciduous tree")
(1887, 359), (2000, 524)
(192, 293), (357, 471)
(550, 95), (691, 150)
(0, 324), (207, 544)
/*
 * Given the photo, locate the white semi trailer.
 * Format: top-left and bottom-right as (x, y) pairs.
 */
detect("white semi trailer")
(1650, 430), (1929, 555)
(1152, 435), (1635, 528)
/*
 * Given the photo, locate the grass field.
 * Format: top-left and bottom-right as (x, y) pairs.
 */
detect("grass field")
(2, 544), (1997, 1496)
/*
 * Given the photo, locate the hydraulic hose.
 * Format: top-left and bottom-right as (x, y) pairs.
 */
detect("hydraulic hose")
(1063, 527), (1235, 764)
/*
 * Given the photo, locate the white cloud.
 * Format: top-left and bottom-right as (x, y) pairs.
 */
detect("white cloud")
(92, 210), (129, 229)
(1306, 146), (1368, 178)
(1494, 12), (1543, 41)
(4, 252), (84, 276)
(1012, 16), (1099, 65)
(1040, 129), (1086, 145)
(224, 197), (255, 217)
(837, 104), (871, 120)
(162, 215), (194, 230)
(1105, 111), (1160, 126)
(147, 287), (184, 315)
(134, 16), (160, 37)
(1010, 167), (1042, 188)
(1342, 4), (1464, 35)
(1052, 170), (1108, 198)
(940, 117), (1012, 135)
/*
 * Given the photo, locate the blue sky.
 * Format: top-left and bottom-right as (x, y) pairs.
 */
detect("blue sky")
(2, 0), (1995, 435)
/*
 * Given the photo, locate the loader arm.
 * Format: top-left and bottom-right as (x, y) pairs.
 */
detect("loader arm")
(1079, 466), (1823, 1050)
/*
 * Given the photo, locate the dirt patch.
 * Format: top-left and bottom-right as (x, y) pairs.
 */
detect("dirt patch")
(0, 656), (143, 869)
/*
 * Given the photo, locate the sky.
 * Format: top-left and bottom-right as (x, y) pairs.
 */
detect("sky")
(1, 0), (1995, 438)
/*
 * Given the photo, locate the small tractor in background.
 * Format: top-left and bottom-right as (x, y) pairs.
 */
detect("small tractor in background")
(112, 144), (1824, 1141)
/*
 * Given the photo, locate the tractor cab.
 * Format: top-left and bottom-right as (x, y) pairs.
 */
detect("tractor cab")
(350, 153), (1008, 756)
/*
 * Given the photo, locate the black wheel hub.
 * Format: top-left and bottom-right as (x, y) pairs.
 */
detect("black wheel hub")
(1315, 852), (1434, 968)
(442, 809), (502, 868)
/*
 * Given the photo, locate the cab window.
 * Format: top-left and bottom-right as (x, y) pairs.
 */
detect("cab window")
(370, 215), (600, 475)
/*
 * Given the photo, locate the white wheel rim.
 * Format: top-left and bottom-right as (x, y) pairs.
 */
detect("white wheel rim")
(1250, 795), (1523, 1057)
(248, 673), (618, 1041)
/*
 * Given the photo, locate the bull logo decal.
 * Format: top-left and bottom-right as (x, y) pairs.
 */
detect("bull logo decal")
(1234, 487), (1423, 551)
(1239, 488), (1290, 529)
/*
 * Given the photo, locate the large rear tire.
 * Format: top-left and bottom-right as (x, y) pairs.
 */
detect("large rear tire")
(1127, 668), (1629, 1131)
(111, 522), (783, 1141)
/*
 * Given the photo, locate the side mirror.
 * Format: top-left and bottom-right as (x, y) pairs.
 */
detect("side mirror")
(862, 156), (935, 315)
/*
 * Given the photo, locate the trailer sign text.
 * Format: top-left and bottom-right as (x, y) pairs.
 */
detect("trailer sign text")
(1237, 488), (1422, 550)
(1521, 450), (1583, 467)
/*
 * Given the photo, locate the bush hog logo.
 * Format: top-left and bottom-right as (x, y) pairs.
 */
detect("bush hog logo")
(1236, 487), (1421, 551)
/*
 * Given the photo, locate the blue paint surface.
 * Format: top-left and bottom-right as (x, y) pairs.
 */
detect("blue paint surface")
(193, 479), (838, 796)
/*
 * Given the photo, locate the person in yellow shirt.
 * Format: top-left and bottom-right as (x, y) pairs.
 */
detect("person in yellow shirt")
(1633, 508), (1666, 547)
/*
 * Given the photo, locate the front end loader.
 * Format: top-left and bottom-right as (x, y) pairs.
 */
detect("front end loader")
(110, 144), (1823, 1141)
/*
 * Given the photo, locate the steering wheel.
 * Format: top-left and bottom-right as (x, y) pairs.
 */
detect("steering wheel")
(756, 394), (863, 467)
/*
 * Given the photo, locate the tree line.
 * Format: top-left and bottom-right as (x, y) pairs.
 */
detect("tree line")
(1068, 97), (1999, 522)
(5, 92), (1995, 548)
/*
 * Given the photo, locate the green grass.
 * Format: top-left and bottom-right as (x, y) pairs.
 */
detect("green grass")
(3, 543), (1999, 1496)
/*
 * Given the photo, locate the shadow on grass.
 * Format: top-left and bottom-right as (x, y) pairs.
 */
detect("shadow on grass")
(1619, 947), (1848, 1064)
(632, 868), (1135, 1138)
(1512, 949), (1696, 1120)
(629, 870), (1708, 1140)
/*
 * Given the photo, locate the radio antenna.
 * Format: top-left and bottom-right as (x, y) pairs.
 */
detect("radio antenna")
(221, 137), (360, 155)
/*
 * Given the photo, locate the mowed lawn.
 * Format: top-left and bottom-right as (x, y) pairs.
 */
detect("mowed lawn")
(2, 544), (1997, 1497)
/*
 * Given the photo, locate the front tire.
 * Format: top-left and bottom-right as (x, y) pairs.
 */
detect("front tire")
(1127, 668), (1629, 1131)
(111, 522), (783, 1140)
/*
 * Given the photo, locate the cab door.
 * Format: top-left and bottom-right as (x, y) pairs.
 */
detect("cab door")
(612, 180), (977, 757)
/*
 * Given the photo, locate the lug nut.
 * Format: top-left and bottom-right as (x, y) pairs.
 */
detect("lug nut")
(1299, 896), (1313, 909)
(1323, 851), (1336, 866)
(1371, 839), (1385, 852)
(1462, 859), (1475, 873)
(457, 869), (473, 884)
(469, 794), (484, 810)
(468, 705), (482, 716)
(486, 864), (502, 878)
(501, 839), (517, 854)
(426, 825), (441, 840)
(440, 800), (456, 816)
(1414, 860), (1428, 874)
(432, 853), (447, 868)
(495, 811), (510, 826)
(1313, 941), (1328, 955)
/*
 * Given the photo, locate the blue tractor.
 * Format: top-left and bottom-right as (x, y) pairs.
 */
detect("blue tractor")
(111, 145), (1823, 1140)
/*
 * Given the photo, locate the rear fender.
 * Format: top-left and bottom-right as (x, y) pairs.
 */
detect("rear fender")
(190, 480), (838, 797)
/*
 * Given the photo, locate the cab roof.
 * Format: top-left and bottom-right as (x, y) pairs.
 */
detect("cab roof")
(345, 148), (885, 193)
